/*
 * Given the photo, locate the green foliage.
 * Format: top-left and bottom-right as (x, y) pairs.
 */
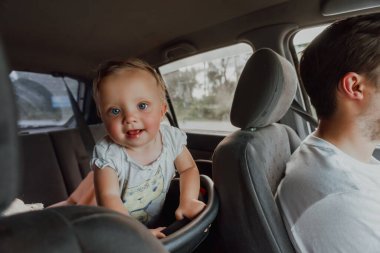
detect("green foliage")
(163, 53), (251, 122)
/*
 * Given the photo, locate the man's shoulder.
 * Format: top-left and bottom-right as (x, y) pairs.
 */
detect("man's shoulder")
(291, 190), (380, 252)
(288, 134), (340, 168)
(283, 134), (350, 191)
(277, 134), (349, 225)
(293, 133), (335, 153)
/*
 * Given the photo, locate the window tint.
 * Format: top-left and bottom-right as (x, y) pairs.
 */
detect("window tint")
(160, 43), (253, 133)
(10, 71), (80, 128)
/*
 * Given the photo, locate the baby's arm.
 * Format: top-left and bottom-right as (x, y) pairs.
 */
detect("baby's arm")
(94, 166), (129, 216)
(174, 147), (206, 220)
(94, 166), (166, 238)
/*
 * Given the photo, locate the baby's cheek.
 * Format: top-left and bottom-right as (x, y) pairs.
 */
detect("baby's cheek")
(144, 116), (162, 132)
(106, 122), (122, 138)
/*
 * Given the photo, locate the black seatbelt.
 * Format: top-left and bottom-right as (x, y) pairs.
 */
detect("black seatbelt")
(64, 82), (95, 158)
(290, 100), (318, 129)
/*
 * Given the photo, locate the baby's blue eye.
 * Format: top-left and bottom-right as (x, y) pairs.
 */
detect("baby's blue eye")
(138, 102), (148, 110)
(110, 108), (120, 115)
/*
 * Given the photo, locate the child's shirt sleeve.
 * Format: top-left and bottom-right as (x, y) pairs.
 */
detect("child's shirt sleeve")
(90, 136), (122, 176)
(162, 124), (187, 159)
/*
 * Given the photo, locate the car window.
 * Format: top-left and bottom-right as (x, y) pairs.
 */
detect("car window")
(10, 71), (81, 129)
(293, 24), (330, 60)
(159, 43), (253, 133)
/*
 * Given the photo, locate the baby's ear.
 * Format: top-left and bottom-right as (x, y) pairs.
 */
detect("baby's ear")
(161, 103), (168, 118)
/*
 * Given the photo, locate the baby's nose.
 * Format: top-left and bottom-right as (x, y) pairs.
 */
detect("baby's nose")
(123, 110), (137, 124)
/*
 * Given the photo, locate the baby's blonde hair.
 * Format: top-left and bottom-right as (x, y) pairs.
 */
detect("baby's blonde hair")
(93, 58), (167, 106)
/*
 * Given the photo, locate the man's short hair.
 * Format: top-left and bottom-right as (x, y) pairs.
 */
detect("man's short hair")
(300, 13), (380, 119)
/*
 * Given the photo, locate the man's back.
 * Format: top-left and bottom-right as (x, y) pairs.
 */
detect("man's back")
(277, 134), (380, 252)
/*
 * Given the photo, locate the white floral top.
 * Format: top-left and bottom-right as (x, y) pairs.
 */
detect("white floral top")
(91, 124), (187, 225)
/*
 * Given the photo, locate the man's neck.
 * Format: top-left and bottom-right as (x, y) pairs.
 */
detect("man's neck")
(315, 118), (377, 163)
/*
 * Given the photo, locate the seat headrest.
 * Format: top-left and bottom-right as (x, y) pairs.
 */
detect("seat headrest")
(230, 48), (297, 129)
(0, 39), (20, 212)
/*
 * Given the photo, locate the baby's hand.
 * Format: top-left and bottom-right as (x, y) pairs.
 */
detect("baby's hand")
(175, 199), (206, 220)
(149, 227), (166, 239)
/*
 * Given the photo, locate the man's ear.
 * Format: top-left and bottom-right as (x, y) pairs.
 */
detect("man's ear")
(338, 72), (365, 100)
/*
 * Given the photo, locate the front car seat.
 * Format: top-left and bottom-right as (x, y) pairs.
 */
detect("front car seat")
(0, 39), (168, 253)
(212, 48), (300, 253)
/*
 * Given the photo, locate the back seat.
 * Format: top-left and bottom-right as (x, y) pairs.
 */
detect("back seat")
(17, 124), (106, 206)
(19, 133), (68, 205)
(17, 123), (211, 207)
(49, 129), (90, 194)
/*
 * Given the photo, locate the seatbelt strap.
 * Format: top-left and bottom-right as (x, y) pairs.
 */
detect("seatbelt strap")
(64, 83), (95, 158)
(290, 100), (318, 129)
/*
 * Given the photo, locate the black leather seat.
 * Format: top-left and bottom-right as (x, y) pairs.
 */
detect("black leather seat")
(0, 40), (168, 253)
(212, 48), (300, 253)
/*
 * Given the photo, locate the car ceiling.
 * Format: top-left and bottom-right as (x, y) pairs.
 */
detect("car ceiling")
(0, 0), (379, 79)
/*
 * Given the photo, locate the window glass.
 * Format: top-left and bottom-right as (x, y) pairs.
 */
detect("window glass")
(160, 43), (253, 133)
(293, 24), (330, 60)
(10, 71), (80, 128)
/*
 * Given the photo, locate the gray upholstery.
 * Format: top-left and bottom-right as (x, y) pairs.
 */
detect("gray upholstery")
(231, 48), (298, 129)
(213, 48), (300, 253)
(19, 133), (69, 206)
(17, 124), (107, 206)
(17, 130), (90, 206)
(50, 129), (91, 193)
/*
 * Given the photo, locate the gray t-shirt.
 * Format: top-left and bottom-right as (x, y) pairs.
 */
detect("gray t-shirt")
(277, 134), (380, 253)
(91, 124), (186, 225)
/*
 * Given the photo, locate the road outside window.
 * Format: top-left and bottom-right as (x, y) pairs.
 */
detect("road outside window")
(160, 43), (253, 133)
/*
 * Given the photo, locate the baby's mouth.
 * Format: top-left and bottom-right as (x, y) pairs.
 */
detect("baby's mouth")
(126, 129), (143, 137)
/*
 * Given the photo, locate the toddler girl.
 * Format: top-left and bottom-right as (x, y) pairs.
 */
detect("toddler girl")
(91, 59), (205, 238)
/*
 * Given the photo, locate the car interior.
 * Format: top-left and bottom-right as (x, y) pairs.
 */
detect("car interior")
(0, 0), (379, 252)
